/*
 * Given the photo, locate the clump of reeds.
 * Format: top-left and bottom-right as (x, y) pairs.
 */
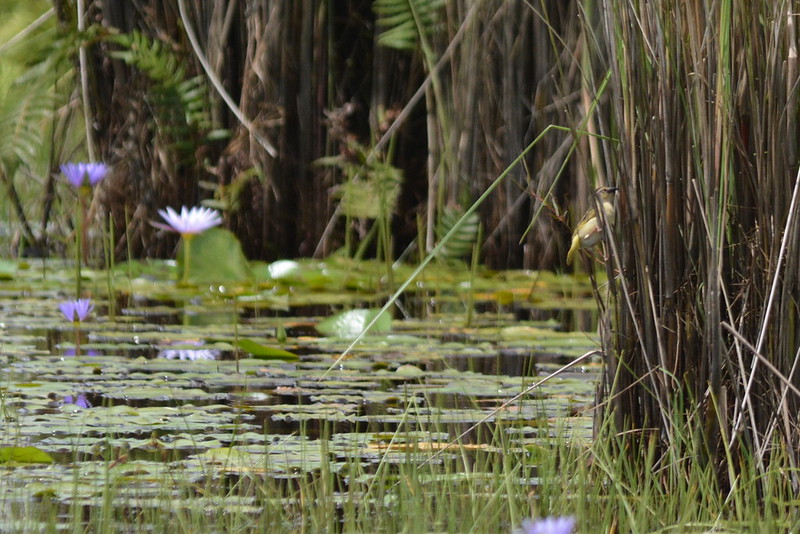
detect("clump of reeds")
(583, 1), (800, 486)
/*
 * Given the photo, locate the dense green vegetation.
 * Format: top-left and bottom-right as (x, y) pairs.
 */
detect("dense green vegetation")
(3, 1), (800, 532)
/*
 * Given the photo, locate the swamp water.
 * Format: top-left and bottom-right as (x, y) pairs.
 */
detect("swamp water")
(0, 257), (602, 531)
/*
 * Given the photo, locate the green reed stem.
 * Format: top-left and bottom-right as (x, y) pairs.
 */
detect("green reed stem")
(105, 215), (116, 320)
(76, 194), (86, 297)
(73, 322), (82, 357)
(181, 235), (193, 285)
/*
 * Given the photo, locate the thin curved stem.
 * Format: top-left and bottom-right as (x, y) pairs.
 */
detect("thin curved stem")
(77, 0), (96, 160)
(176, 0), (277, 158)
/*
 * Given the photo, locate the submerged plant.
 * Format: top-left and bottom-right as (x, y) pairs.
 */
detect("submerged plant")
(61, 162), (109, 295)
(154, 205), (223, 284)
(59, 298), (93, 356)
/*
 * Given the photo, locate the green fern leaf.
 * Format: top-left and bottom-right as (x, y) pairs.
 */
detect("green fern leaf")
(0, 67), (57, 166)
(108, 31), (212, 146)
(436, 206), (480, 261)
(373, 0), (446, 51)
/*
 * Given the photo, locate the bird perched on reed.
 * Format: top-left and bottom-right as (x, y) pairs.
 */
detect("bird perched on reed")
(566, 186), (618, 265)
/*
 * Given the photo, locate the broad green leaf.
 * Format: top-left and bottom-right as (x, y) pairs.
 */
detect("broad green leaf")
(0, 446), (54, 464)
(395, 364), (424, 376)
(0, 259), (16, 279)
(178, 227), (252, 284)
(227, 338), (298, 361)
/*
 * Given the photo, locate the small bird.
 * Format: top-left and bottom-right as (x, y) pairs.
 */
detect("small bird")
(566, 187), (618, 265)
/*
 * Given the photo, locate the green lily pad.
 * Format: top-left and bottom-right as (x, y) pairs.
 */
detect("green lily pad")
(178, 227), (252, 284)
(0, 256), (604, 530)
(224, 337), (299, 361)
(396, 364), (424, 376)
(0, 259), (16, 280)
(0, 446), (54, 464)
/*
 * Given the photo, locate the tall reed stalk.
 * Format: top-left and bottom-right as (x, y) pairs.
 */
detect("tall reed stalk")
(583, 1), (800, 482)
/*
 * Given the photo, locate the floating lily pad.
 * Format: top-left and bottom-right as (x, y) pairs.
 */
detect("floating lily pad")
(218, 337), (299, 361)
(0, 446), (54, 464)
(0, 257), (603, 531)
(0, 259), (17, 280)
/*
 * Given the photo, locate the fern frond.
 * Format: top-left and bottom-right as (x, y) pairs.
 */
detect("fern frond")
(436, 206), (480, 261)
(373, 0), (446, 51)
(108, 30), (212, 139)
(109, 31), (187, 81)
(0, 67), (58, 166)
(0, 32), (74, 250)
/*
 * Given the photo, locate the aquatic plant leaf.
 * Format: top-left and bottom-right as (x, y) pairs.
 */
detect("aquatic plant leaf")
(178, 227), (252, 284)
(225, 337), (299, 361)
(0, 256), (604, 526)
(316, 308), (392, 339)
(395, 364), (424, 376)
(0, 259), (16, 279)
(0, 446), (54, 464)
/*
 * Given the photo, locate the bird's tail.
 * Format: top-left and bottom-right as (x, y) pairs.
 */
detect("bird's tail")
(566, 236), (580, 265)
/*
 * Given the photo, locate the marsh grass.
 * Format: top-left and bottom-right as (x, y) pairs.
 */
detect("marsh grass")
(4, 402), (800, 533)
(572, 0), (800, 493)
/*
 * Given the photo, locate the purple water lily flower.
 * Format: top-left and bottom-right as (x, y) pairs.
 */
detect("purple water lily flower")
(63, 348), (100, 357)
(61, 162), (109, 188)
(62, 393), (92, 409)
(519, 516), (576, 534)
(154, 206), (223, 236)
(59, 299), (94, 322)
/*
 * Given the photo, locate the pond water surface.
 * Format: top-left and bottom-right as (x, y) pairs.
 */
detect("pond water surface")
(0, 257), (602, 531)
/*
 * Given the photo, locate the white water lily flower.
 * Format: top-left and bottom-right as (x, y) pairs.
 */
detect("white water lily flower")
(155, 206), (223, 236)
(519, 516), (576, 534)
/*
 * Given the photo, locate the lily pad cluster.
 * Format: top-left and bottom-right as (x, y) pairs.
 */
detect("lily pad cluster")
(0, 257), (602, 528)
